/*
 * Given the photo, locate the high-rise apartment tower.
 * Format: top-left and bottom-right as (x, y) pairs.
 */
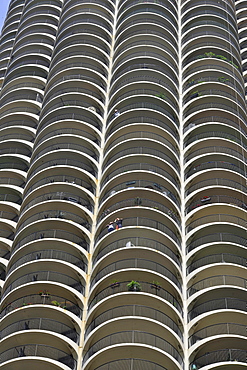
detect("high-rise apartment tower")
(0, 0), (246, 369)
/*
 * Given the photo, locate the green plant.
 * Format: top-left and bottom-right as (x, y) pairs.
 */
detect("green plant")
(110, 280), (120, 288)
(151, 280), (161, 286)
(51, 300), (61, 307)
(127, 280), (141, 291)
(155, 93), (166, 100)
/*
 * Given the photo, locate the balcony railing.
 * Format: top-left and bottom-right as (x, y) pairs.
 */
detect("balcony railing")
(186, 178), (247, 196)
(189, 297), (246, 319)
(32, 142), (98, 162)
(96, 217), (180, 245)
(102, 162), (178, 187)
(24, 174), (95, 197)
(188, 275), (247, 296)
(83, 330), (183, 365)
(12, 230), (88, 253)
(39, 111), (101, 130)
(93, 237), (180, 266)
(0, 344), (76, 369)
(185, 160), (246, 179)
(107, 115), (178, 136)
(2, 270), (85, 299)
(185, 130), (247, 150)
(0, 317), (79, 342)
(0, 293), (82, 318)
(187, 253), (247, 273)
(98, 198), (180, 224)
(8, 249), (86, 275)
(184, 115), (246, 135)
(0, 249), (10, 259)
(91, 258), (181, 288)
(0, 194), (22, 205)
(189, 323), (247, 345)
(187, 233), (246, 253)
(187, 214), (247, 231)
(95, 359), (168, 369)
(36, 127), (99, 145)
(22, 191), (93, 213)
(109, 101), (178, 123)
(104, 146), (179, 171)
(106, 130), (177, 152)
(112, 62), (178, 85)
(0, 177), (25, 187)
(191, 349), (247, 368)
(16, 209), (91, 234)
(187, 195), (247, 213)
(85, 304), (182, 339)
(29, 158), (96, 179)
(101, 179), (179, 205)
(185, 145), (246, 163)
(110, 73), (178, 98)
(88, 281), (182, 313)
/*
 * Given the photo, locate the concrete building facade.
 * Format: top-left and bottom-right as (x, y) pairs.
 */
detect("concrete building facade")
(0, 0), (246, 369)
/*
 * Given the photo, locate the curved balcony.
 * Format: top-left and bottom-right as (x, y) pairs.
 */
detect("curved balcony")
(0, 188), (22, 204)
(0, 293), (82, 318)
(186, 194), (247, 213)
(0, 344), (76, 369)
(7, 248), (87, 275)
(35, 125), (100, 146)
(104, 146), (179, 171)
(91, 258), (181, 289)
(185, 177), (247, 196)
(2, 270), (85, 298)
(100, 179), (179, 206)
(191, 349), (247, 368)
(21, 191), (93, 213)
(38, 108), (102, 131)
(83, 330), (183, 366)
(189, 322), (247, 345)
(189, 297), (246, 320)
(117, 7), (177, 34)
(187, 252), (247, 274)
(94, 359), (168, 370)
(185, 145), (246, 163)
(98, 197), (180, 225)
(185, 160), (246, 179)
(102, 162), (179, 188)
(0, 175), (24, 188)
(0, 317), (79, 342)
(15, 209), (91, 234)
(187, 232), (246, 253)
(105, 129), (178, 153)
(24, 172), (96, 198)
(107, 113), (179, 137)
(111, 60), (178, 87)
(184, 114), (246, 135)
(28, 157), (97, 179)
(187, 214), (246, 232)
(188, 275), (247, 297)
(96, 217), (181, 246)
(88, 281), (182, 313)
(184, 128), (246, 149)
(93, 237), (181, 266)
(85, 303), (182, 339)
(12, 229), (89, 254)
(32, 141), (98, 162)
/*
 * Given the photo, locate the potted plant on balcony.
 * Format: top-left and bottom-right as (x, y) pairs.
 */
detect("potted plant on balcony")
(39, 290), (50, 297)
(127, 280), (141, 292)
(110, 280), (120, 288)
(190, 91), (201, 99)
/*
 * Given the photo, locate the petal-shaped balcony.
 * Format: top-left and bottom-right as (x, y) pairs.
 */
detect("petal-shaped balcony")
(23, 166), (96, 199)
